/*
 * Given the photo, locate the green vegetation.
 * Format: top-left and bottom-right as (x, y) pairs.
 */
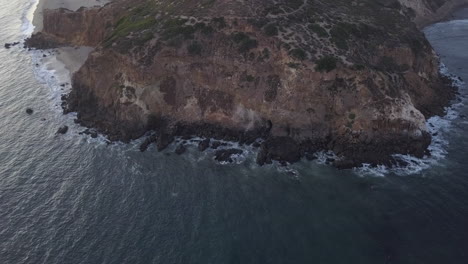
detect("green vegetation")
(264, 24), (278, 36)
(348, 113), (356, 120)
(104, 15), (156, 46)
(162, 18), (195, 40)
(308, 24), (328, 38)
(352, 64), (365, 71)
(287, 62), (301, 69)
(289, 48), (307, 60)
(232, 32), (258, 53)
(193, 22), (214, 35)
(212, 17), (226, 29)
(201, 0), (216, 8)
(246, 75), (255, 82)
(315, 56), (337, 72)
(330, 26), (349, 50)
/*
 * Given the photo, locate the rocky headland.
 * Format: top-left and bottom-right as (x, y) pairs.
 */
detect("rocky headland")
(25, 0), (467, 167)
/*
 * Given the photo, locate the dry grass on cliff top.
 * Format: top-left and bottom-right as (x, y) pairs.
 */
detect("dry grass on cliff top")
(101, 0), (429, 71)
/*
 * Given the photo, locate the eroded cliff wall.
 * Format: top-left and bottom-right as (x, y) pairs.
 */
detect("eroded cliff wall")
(399, 0), (468, 27)
(28, 0), (458, 166)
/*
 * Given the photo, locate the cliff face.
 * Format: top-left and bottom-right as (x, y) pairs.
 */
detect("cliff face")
(28, 0), (458, 167)
(399, 0), (468, 27)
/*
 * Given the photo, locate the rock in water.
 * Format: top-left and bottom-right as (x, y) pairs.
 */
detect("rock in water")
(256, 137), (301, 166)
(214, 149), (243, 163)
(57, 126), (69, 134)
(175, 144), (186, 155)
(4, 42), (19, 49)
(25, 0), (463, 167)
(139, 134), (157, 152)
(198, 139), (210, 152)
(156, 132), (174, 151)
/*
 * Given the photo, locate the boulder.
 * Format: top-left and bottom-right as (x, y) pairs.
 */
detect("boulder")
(198, 139), (210, 152)
(156, 132), (174, 151)
(214, 149), (243, 163)
(139, 134), (157, 152)
(256, 137), (301, 165)
(57, 125), (69, 134)
(175, 144), (186, 155)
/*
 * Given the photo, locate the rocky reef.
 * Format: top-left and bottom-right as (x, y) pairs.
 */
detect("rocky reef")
(26, 0), (464, 167)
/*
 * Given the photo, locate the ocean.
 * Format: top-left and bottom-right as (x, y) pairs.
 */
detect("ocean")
(1, 0), (468, 263)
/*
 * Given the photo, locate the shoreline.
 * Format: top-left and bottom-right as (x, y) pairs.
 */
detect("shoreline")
(27, 0), (465, 171)
(416, 0), (468, 28)
(32, 0), (109, 33)
(30, 0), (109, 80)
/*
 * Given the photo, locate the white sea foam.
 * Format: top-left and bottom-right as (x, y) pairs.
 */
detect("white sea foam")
(20, 0), (466, 176)
(20, 0), (38, 36)
(355, 63), (466, 177)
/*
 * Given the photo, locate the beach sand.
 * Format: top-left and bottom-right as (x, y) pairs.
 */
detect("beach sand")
(31, 0), (109, 81)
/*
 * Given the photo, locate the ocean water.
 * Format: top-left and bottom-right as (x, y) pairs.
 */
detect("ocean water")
(1, 0), (468, 263)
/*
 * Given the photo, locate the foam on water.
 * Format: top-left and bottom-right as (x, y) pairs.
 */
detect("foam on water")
(20, 0), (467, 177)
(355, 63), (466, 177)
(20, 0), (38, 36)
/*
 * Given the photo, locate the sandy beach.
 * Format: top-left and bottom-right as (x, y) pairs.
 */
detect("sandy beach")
(31, 0), (109, 75)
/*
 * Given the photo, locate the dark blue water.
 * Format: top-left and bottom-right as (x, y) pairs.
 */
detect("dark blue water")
(1, 1), (468, 263)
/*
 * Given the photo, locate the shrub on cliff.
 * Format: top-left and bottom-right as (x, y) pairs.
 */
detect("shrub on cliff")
(315, 56), (337, 72)
(308, 23), (328, 38)
(264, 23), (278, 36)
(232, 32), (258, 53)
(289, 48), (307, 60)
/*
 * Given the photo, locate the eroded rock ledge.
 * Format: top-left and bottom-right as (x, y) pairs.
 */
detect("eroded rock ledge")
(26, 0), (460, 168)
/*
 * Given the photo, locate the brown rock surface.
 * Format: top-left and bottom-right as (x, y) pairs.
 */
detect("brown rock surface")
(27, 0), (460, 167)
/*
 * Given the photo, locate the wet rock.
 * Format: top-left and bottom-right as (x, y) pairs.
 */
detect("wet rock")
(139, 134), (157, 152)
(305, 153), (317, 161)
(4, 42), (19, 49)
(333, 159), (357, 170)
(211, 141), (227, 149)
(156, 132), (174, 151)
(211, 141), (222, 149)
(252, 142), (261, 148)
(25, 108), (34, 114)
(256, 137), (301, 166)
(57, 125), (69, 134)
(214, 149), (243, 163)
(395, 159), (410, 167)
(175, 144), (186, 155)
(198, 138), (210, 152)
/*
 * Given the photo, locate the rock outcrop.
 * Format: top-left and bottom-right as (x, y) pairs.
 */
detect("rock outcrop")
(399, 0), (468, 28)
(27, 0), (461, 167)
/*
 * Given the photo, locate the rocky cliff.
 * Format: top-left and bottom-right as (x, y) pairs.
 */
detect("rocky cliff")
(399, 0), (468, 27)
(27, 0), (460, 167)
